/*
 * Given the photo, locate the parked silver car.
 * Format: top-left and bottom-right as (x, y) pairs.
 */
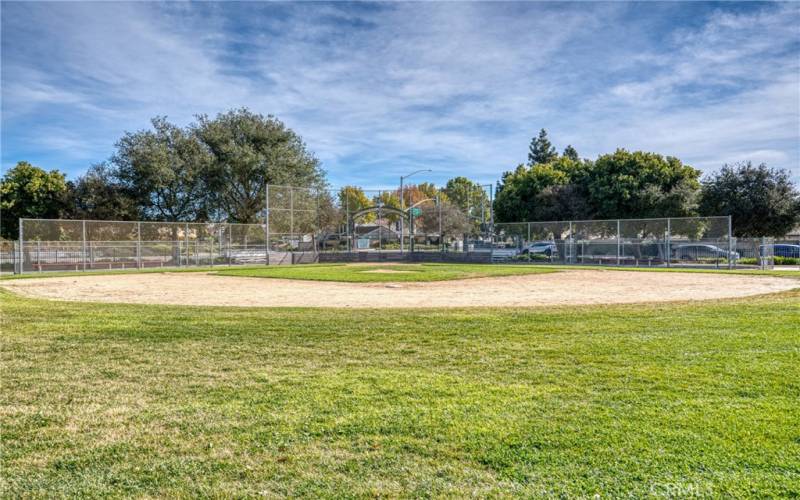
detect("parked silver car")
(672, 244), (739, 261)
(521, 241), (558, 257)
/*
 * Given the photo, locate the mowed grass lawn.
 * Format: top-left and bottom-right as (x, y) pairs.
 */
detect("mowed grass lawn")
(217, 263), (556, 282)
(2, 288), (799, 497)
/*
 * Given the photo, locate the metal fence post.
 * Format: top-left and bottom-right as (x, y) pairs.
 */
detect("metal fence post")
(136, 221), (142, 269)
(185, 223), (190, 268)
(727, 215), (733, 270)
(666, 218), (671, 268)
(616, 219), (621, 266)
(315, 187), (321, 259)
(264, 184), (269, 266)
(290, 186), (294, 248)
(218, 227), (223, 266)
(438, 195), (443, 252)
(346, 194), (351, 253)
(489, 184), (494, 246)
(378, 191), (382, 253)
(82, 220), (87, 272)
(568, 220), (573, 264)
(18, 218), (24, 274)
(481, 186), (486, 228)
(175, 224), (180, 268)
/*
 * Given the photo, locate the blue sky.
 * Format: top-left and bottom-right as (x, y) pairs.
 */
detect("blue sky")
(2, 1), (799, 188)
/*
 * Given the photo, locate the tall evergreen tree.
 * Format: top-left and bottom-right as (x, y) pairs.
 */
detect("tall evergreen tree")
(563, 145), (579, 161)
(527, 129), (558, 166)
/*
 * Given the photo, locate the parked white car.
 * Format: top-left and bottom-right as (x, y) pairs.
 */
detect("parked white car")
(521, 241), (558, 257)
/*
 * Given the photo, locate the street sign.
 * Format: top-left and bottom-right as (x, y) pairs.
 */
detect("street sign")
(410, 207), (422, 216)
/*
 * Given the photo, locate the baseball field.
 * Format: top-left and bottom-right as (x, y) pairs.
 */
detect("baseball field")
(1, 264), (798, 496)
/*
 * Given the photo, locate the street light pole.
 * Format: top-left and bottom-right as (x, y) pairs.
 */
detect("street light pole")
(399, 169), (432, 253)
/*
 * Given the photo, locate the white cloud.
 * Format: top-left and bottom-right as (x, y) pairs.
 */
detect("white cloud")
(1, 2), (798, 185)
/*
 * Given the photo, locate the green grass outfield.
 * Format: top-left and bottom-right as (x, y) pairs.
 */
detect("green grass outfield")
(1, 285), (799, 497)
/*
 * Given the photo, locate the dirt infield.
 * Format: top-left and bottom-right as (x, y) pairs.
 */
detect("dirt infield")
(3, 269), (797, 308)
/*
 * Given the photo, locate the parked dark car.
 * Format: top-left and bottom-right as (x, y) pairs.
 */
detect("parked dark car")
(672, 244), (739, 261)
(759, 244), (800, 258)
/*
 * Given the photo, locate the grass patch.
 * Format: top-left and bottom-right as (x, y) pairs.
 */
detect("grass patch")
(1, 289), (799, 496)
(739, 257), (800, 266)
(216, 263), (557, 282)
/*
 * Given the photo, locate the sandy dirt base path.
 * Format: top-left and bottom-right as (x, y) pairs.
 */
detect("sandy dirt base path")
(2, 269), (797, 308)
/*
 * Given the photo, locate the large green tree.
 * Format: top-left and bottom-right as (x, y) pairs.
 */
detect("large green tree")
(495, 149), (701, 223)
(586, 150), (701, 220)
(373, 191), (401, 223)
(528, 129), (558, 166)
(442, 177), (489, 222)
(198, 109), (325, 223)
(699, 162), (800, 237)
(67, 163), (139, 221)
(338, 186), (374, 222)
(0, 161), (70, 239)
(112, 117), (213, 221)
(493, 157), (590, 223)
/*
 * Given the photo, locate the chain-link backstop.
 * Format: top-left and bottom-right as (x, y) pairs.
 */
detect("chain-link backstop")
(9, 182), (789, 273)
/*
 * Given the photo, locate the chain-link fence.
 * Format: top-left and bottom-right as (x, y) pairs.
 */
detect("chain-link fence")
(10, 183), (797, 273)
(267, 183), (493, 254)
(1, 239), (17, 274)
(492, 216), (778, 269)
(16, 219), (276, 272)
(12, 182), (496, 273)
